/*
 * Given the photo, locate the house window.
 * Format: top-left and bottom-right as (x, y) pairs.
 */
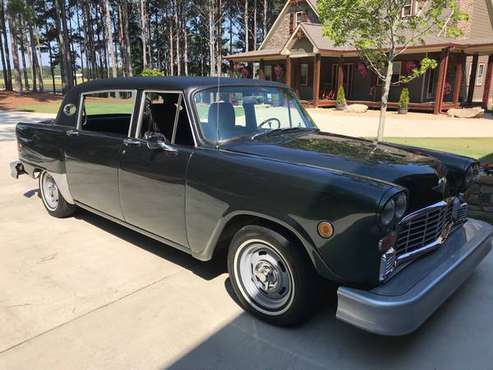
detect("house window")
(477, 64), (486, 86)
(295, 11), (305, 26)
(264, 65), (272, 81)
(402, 0), (416, 17)
(300, 63), (309, 86)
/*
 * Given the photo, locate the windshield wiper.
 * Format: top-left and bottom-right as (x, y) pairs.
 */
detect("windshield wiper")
(251, 127), (318, 140)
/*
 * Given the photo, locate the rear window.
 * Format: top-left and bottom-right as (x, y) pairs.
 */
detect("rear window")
(79, 90), (136, 136)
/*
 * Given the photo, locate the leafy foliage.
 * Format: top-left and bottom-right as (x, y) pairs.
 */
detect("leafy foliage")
(399, 87), (410, 110)
(140, 68), (165, 77)
(336, 85), (346, 105)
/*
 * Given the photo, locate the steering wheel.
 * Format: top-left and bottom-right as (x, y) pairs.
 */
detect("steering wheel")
(258, 117), (281, 130)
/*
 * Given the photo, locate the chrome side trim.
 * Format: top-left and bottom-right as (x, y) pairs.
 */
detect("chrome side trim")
(50, 172), (75, 204)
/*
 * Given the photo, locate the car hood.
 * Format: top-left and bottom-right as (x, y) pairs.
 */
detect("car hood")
(222, 131), (447, 210)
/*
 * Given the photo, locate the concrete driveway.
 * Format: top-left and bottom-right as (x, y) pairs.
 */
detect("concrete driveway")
(1, 113), (493, 370)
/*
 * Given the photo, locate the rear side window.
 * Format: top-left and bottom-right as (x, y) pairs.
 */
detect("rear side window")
(79, 90), (136, 136)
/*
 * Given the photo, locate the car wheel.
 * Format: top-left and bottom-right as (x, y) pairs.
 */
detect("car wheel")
(39, 171), (76, 218)
(227, 225), (320, 326)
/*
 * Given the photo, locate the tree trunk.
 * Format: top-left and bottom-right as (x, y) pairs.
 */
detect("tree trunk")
(27, 5), (41, 92)
(104, 0), (118, 78)
(183, 12), (188, 76)
(244, 0), (249, 52)
(7, 11), (22, 94)
(54, 0), (74, 91)
(0, 16), (8, 89)
(47, 41), (56, 94)
(169, 13), (174, 76)
(263, 0), (267, 40)
(19, 28), (30, 91)
(377, 61), (394, 142)
(119, 0), (133, 76)
(140, 0), (148, 70)
(208, 0), (215, 76)
(175, 0), (180, 75)
(253, 0), (257, 50)
(0, 0), (12, 90)
(83, 1), (97, 79)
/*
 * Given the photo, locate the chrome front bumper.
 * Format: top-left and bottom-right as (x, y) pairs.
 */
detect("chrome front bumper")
(336, 219), (493, 336)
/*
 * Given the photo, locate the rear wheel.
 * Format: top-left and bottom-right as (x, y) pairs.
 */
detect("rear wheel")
(227, 225), (321, 326)
(39, 171), (76, 218)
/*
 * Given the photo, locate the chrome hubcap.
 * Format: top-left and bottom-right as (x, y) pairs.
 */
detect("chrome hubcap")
(235, 240), (294, 314)
(42, 173), (59, 210)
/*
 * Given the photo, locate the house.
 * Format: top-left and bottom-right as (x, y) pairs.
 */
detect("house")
(226, 0), (493, 113)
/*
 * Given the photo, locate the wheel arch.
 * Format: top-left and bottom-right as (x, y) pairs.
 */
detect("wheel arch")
(193, 210), (336, 280)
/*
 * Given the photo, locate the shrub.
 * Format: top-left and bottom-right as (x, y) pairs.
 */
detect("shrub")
(336, 85), (346, 106)
(399, 88), (410, 110)
(140, 68), (164, 77)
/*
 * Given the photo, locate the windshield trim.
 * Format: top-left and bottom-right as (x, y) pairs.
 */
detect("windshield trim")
(190, 85), (317, 146)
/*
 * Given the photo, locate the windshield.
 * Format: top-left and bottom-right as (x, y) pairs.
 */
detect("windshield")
(193, 86), (317, 143)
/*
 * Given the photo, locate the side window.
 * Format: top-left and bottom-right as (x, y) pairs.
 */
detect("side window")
(79, 91), (135, 136)
(138, 91), (194, 146)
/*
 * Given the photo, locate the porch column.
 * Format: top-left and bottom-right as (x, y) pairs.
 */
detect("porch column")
(285, 57), (292, 88)
(482, 54), (493, 110)
(259, 60), (265, 80)
(337, 62), (344, 89)
(434, 48), (450, 114)
(452, 54), (465, 106)
(313, 54), (321, 107)
(467, 54), (479, 105)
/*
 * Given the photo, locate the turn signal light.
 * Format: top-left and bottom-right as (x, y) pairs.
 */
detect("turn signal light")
(317, 221), (334, 239)
(378, 231), (397, 253)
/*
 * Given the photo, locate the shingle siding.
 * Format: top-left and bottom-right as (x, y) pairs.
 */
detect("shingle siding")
(261, 1), (319, 50)
(469, 0), (493, 39)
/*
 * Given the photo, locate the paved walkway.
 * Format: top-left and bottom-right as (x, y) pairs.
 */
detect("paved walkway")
(1, 109), (492, 140)
(0, 111), (55, 142)
(308, 108), (493, 138)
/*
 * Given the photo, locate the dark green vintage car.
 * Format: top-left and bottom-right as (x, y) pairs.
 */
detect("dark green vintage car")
(10, 77), (493, 335)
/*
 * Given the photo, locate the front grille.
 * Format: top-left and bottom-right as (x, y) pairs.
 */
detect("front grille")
(395, 199), (467, 261)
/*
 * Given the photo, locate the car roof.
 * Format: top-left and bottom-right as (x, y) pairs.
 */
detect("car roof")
(71, 76), (286, 94)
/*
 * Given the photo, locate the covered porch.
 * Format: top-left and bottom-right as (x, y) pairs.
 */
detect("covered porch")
(227, 24), (493, 114)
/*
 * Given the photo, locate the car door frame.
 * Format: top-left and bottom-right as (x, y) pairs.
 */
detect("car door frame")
(118, 89), (198, 248)
(65, 88), (139, 219)
(132, 89), (198, 146)
(76, 89), (139, 136)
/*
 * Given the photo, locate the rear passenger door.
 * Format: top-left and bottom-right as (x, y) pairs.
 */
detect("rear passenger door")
(119, 91), (195, 247)
(65, 90), (137, 219)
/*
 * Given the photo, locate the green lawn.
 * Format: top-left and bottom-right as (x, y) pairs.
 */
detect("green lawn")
(383, 138), (493, 163)
(18, 102), (62, 114)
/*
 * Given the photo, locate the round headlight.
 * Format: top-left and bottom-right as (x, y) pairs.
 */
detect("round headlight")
(381, 198), (395, 226)
(394, 192), (407, 219)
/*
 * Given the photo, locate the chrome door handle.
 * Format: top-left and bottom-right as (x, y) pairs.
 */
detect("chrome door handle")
(66, 129), (79, 136)
(123, 138), (141, 146)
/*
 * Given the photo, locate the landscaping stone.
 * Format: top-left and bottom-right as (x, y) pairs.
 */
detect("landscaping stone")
(346, 104), (368, 113)
(447, 107), (485, 118)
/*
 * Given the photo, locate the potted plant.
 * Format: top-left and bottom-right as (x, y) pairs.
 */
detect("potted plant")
(398, 88), (410, 114)
(336, 85), (346, 110)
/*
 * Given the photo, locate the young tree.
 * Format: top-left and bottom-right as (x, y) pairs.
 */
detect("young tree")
(318, 0), (467, 141)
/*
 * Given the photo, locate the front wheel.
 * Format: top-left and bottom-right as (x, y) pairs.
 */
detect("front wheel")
(39, 171), (76, 218)
(227, 225), (321, 326)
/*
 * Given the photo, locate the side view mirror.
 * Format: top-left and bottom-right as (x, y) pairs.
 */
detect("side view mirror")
(146, 133), (176, 152)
